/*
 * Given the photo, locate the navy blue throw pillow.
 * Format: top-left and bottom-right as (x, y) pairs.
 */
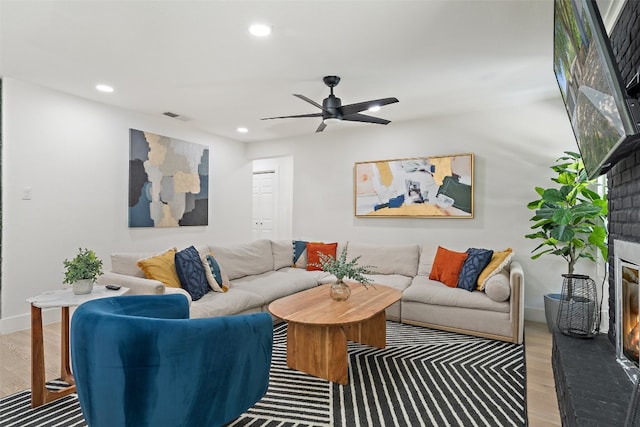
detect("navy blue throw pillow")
(457, 248), (494, 291)
(175, 246), (209, 301)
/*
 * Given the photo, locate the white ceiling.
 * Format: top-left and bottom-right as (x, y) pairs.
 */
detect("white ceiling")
(0, 0), (622, 143)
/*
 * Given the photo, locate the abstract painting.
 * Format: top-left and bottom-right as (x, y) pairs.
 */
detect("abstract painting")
(354, 153), (473, 218)
(129, 129), (209, 227)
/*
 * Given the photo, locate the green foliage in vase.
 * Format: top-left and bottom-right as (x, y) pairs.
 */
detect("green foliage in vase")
(525, 151), (608, 277)
(63, 248), (104, 284)
(315, 248), (376, 289)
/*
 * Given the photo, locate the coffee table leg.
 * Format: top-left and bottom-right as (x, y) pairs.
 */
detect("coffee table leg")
(344, 310), (387, 348)
(287, 322), (349, 385)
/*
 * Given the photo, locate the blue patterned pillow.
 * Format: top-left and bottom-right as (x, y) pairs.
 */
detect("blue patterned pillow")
(457, 248), (494, 292)
(292, 240), (308, 268)
(205, 254), (229, 292)
(174, 246), (209, 301)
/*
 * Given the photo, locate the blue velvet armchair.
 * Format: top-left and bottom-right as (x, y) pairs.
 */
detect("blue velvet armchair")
(70, 294), (273, 427)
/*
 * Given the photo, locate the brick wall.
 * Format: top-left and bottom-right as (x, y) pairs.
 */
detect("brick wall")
(608, 0), (640, 344)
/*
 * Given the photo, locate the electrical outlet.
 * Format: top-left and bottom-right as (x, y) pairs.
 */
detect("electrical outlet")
(22, 187), (32, 200)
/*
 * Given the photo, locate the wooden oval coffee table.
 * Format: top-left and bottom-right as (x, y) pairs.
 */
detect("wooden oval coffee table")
(269, 282), (401, 385)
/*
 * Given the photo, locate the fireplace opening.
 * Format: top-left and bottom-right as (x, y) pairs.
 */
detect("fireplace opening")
(621, 264), (639, 364)
(615, 239), (640, 381)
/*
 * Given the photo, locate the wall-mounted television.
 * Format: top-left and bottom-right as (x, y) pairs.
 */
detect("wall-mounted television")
(554, 0), (640, 178)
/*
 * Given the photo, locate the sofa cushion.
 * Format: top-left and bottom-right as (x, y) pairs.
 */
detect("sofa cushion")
(417, 245), (438, 276)
(231, 271), (318, 303)
(306, 242), (338, 271)
(272, 240), (293, 270)
(209, 240), (274, 280)
(429, 246), (468, 288)
(174, 246), (209, 301)
(136, 248), (181, 288)
(477, 248), (514, 290)
(457, 248), (494, 291)
(112, 252), (158, 277)
(346, 242), (420, 277)
(189, 288), (265, 318)
(361, 274), (413, 292)
(484, 270), (511, 302)
(404, 275), (509, 313)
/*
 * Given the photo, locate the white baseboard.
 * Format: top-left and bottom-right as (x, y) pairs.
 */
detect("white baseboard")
(0, 307), (61, 335)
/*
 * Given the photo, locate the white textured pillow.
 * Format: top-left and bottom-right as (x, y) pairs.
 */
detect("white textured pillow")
(484, 270), (511, 302)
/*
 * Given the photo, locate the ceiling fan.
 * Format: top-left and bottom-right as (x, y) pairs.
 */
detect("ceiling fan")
(261, 75), (399, 132)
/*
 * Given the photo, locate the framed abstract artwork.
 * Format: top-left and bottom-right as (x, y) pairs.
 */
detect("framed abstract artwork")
(129, 129), (209, 227)
(354, 153), (474, 218)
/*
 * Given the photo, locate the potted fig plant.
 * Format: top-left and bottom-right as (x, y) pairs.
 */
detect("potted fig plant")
(63, 248), (104, 295)
(316, 248), (376, 301)
(525, 151), (608, 333)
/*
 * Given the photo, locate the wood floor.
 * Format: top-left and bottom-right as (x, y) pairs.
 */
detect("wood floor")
(0, 320), (561, 426)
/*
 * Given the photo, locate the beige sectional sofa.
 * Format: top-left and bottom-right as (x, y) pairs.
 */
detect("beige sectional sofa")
(98, 239), (524, 344)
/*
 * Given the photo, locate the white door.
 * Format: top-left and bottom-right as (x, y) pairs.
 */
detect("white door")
(252, 172), (276, 240)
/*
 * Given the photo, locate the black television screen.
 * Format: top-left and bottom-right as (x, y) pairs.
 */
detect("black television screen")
(554, 0), (640, 178)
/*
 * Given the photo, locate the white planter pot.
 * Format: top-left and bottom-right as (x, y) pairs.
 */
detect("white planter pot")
(72, 279), (93, 295)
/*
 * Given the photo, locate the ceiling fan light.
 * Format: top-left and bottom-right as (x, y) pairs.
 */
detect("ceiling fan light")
(368, 106), (381, 112)
(323, 118), (341, 125)
(96, 84), (114, 93)
(249, 24), (271, 37)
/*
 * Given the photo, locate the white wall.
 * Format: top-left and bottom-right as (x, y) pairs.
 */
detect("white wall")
(248, 96), (595, 322)
(1, 78), (252, 333)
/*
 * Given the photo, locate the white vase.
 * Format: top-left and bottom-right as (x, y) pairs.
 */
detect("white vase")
(72, 279), (93, 295)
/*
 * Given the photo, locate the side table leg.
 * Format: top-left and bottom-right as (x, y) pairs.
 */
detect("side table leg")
(60, 307), (74, 384)
(30, 304), (46, 408)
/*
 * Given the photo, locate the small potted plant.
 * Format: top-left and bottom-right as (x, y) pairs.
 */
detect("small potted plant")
(525, 151), (608, 333)
(316, 248), (376, 301)
(63, 248), (104, 295)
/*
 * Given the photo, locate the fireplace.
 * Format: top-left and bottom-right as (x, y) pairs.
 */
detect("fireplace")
(615, 239), (640, 382)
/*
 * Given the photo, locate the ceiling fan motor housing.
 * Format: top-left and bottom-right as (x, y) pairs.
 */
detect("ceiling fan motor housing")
(322, 95), (342, 120)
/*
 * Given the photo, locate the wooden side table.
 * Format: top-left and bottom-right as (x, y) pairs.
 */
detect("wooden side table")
(26, 286), (128, 408)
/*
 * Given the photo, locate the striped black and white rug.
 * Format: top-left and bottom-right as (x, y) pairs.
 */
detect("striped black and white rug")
(0, 322), (526, 427)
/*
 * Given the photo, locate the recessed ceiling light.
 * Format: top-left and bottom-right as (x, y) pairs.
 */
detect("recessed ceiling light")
(249, 24), (271, 37)
(368, 106), (381, 112)
(96, 84), (114, 93)
(237, 127), (249, 133)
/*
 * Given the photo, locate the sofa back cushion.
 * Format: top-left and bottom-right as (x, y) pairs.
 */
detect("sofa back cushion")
(271, 240), (293, 270)
(112, 252), (160, 277)
(209, 239), (274, 280)
(346, 242), (420, 277)
(417, 245), (438, 276)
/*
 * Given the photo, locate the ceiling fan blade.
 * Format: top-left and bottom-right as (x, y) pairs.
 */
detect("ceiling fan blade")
(316, 121), (327, 132)
(341, 113), (391, 125)
(261, 112), (323, 120)
(293, 94), (330, 113)
(341, 97), (399, 117)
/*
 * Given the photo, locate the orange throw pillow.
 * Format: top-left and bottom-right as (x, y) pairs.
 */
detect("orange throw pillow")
(429, 246), (468, 288)
(306, 242), (338, 271)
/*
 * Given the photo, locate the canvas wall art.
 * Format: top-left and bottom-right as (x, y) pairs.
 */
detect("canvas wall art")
(354, 153), (473, 218)
(129, 129), (209, 227)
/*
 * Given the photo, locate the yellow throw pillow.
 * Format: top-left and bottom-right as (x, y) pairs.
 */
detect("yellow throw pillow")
(136, 248), (181, 288)
(476, 248), (514, 291)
